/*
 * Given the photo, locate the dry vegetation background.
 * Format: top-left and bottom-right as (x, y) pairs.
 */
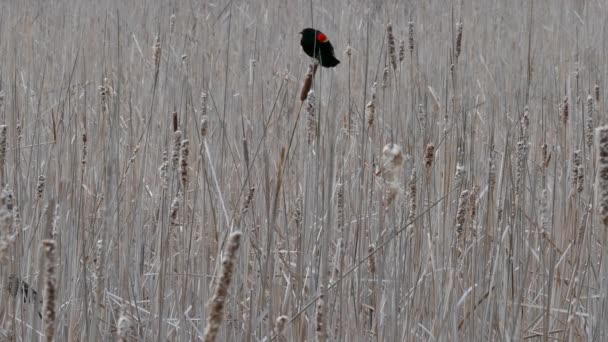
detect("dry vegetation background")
(0, 0), (607, 341)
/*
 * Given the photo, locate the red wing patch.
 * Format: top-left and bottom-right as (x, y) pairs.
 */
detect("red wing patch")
(317, 32), (328, 43)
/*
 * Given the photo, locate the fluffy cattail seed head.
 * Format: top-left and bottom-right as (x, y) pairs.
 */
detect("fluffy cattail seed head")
(172, 130), (182, 170)
(203, 231), (242, 342)
(595, 83), (600, 102)
(306, 90), (317, 143)
(455, 190), (469, 238)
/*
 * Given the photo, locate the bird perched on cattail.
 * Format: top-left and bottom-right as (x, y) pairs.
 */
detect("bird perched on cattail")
(300, 28), (340, 68)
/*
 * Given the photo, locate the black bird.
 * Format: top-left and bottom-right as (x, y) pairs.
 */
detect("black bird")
(300, 28), (340, 68)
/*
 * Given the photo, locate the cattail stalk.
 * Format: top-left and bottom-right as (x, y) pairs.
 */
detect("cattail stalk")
(586, 95), (594, 148)
(305, 90), (317, 143)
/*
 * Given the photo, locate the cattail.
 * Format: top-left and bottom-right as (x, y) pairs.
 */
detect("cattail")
(117, 313), (132, 342)
(98, 82), (108, 116)
(0, 188), (14, 264)
(488, 157), (496, 193)
(81, 132), (87, 169)
(300, 64), (317, 101)
(0, 125), (7, 174)
(578, 204), (591, 244)
(595, 83), (600, 102)
(367, 244), (376, 276)
(315, 292), (326, 342)
(576, 165), (584, 194)
(595, 126), (608, 226)
(203, 231), (242, 342)
(16, 124), (22, 144)
(305, 90), (317, 143)
(540, 189), (549, 234)
(398, 39), (405, 62)
(469, 185), (479, 222)
(36, 175), (46, 200)
(572, 150), (582, 188)
(201, 116), (209, 138)
(586, 95), (594, 148)
(561, 96), (569, 125)
(172, 130), (182, 170)
(515, 140), (527, 197)
(242, 187), (255, 214)
(274, 315), (289, 338)
(180, 139), (190, 187)
(0, 90), (4, 108)
(424, 143), (435, 169)
(417, 103), (426, 126)
(407, 169), (417, 225)
(366, 82), (377, 127)
(455, 22), (463, 59)
(169, 14), (176, 34)
(152, 35), (161, 69)
(336, 182), (344, 231)
(408, 21), (415, 52)
(455, 190), (469, 238)
(159, 151), (169, 189)
(386, 23), (397, 70)
(42, 239), (57, 342)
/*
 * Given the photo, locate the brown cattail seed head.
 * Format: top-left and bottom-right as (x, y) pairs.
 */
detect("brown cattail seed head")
(180, 139), (190, 187)
(572, 150), (582, 188)
(368, 244), (376, 275)
(159, 151), (169, 188)
(36, 175), (46, 200)
(382, 65), (389, 88)
(399, 40), (406, 64)
(595, 83), (600, 102)
(201, 116), (209, 138)
(0, 125), (7, 170)
(200, 91), (208, 117)
(455, 22), (463, 59)
(336, 183), (344, 231)
(424, 143), (435, 169)
(408, 21), (415, 52)
(562, 96), (569, 125)
(387, 23), (397, 70)
(455, 190), (469, 238)
(172, 111), (179, 132)
(42, 239), (57, 342)
(586, 95), (594, 148)
(596, 126), (608, 226)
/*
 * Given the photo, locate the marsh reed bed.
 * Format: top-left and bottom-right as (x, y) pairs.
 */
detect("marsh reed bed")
(0, 0), (607, 340)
